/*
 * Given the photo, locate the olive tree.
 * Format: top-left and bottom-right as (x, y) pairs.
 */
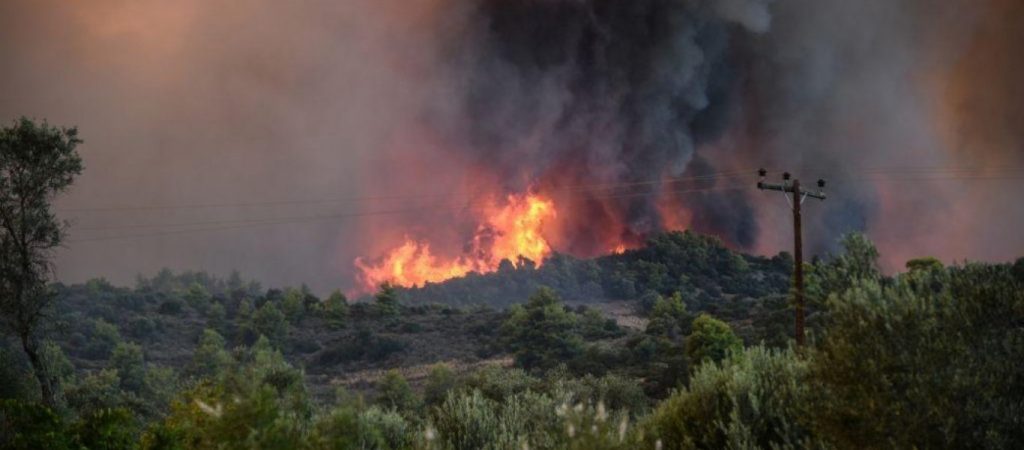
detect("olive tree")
(0, 117), (83, 406)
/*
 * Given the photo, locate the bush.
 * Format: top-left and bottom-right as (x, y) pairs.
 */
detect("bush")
(809, 266), (1024, 448)
(84, 319), (122, 360)
(322, 290), (349, 329)
(684, 314), (742, 368)
(375, 370), (419, 414)
(127, 317), (158, 340)
(643, 346), (816, 450)
(0, 399), (73, 450)
(109, 342), (146, 393)
(251, 301), (288, 346)
(190, 329), (231, 379)
(65, 369), (128, 415)
(373, 284), (401, 317)
(157, 299), (183, 316)
(73, 407), (139, 450)
(423, 364), (457, 407)
(317, 329), (406, 366)
(501, 288), (583, 372)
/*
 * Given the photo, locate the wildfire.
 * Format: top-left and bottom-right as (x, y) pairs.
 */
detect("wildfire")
(355, 194), (556, 291)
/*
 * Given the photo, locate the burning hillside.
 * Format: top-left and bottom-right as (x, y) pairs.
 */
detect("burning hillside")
(355, 193), (556, 290)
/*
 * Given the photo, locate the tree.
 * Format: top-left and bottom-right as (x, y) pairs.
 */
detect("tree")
(500, 287), (583, 371)
(685, 314), (742, 367)
(373, 283), (401, 317)
(809, 266), (1024, 448)
(643, 346), (817, 450)
(375, 369), (419, 414)
(322, 289), (349, 328)
(807, 233), (882, 305)
(646, 292), (691, 341)
(905, 256), (943, 273)
(0, 117), (83, 406)
(281, 287), (305, 323)
(252, 301), (287, 345)
(190, 329), (231, 379)
(190, 328), (232, 381)
(423, 363), (457, 407)
(109, 342), (146, 394)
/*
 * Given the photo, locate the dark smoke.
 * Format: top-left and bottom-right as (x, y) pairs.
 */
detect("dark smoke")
(431, 0), (771, 251)
(1, 0), (1022, 291)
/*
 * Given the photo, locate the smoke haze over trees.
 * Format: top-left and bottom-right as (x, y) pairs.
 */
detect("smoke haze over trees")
(1, 0), (1022, 292)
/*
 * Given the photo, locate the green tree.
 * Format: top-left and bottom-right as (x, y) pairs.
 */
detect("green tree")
(145, 336), (311, 449)
(109, 342), (146, 394)
(322, 289), (349, 328)
(87, 318), (122, 359)
(375, 369), (419, 414)
(252, 301), (288, 345)
(807, 233), (882, 305)
(809, 265), (1024, 448)
(685, 314), (742, 367)
(190, 329), (231, 379)
(646, 292), (691, 340)
(423, 363), (457, 407)
(905, 256), (943, 273)
(281, 287), (305, 323)
(500, 287), (583, 371)
(643, 346), (817, 450)
(0, 117), (83, 406)
(183, 282), (211, 313)
(373, 283), (401, 317)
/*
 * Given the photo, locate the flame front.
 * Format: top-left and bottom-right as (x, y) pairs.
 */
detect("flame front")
(355, 194), (556, 291)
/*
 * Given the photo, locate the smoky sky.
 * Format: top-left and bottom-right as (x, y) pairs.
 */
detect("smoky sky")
(1, 0), (1022, 293)
(430, 0), (769, 251)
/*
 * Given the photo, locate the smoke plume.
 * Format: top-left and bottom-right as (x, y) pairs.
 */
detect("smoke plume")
(0, 0), (1021, 291)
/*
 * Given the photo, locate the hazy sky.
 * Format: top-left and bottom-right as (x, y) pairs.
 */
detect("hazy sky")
(1, 0), (1021, 293)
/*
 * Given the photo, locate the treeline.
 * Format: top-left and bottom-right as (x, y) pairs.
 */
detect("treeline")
(398, 231), (793, 309)
(3, 235), (1024, 448)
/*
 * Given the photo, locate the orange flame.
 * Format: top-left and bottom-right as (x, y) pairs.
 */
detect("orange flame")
(355, 193), (556, 290)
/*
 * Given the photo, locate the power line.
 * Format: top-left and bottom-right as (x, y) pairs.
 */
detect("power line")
(58, 165), (1024, 214)
(61, 165), (1024, 243)
(66, 183), (751, 243)
(59, 169), (757, 213)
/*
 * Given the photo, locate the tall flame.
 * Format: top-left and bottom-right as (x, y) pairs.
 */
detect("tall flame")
(355, 194), (556, 291)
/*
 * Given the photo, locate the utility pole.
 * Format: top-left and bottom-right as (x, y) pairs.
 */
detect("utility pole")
(757, 169), (826, 346)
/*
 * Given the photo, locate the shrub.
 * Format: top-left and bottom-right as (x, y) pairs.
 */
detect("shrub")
(643, 346), (816, 450)
(431, 390), (507, 450)
(322, 290), (349, 329)
(317, 329), (406, 366)
(252, 301), (288, 346)
(375, 370), (419, 414)
(190, 329), (231, 379)
(85, 319), (122, 359)
(423, 364), (457, 407)
(65, 369), (127, 415)
(73, 407), (139, 450)
(809, 267), (1024, 448)
(127, 316), (158, 340)
(0, 399), (73, 450)
(501, 288), (583, 372)
(157, 299), (183, 316)
(684, 314), (742, 368)
(109, 342), (146, 393)
(373, 284), (401, 317)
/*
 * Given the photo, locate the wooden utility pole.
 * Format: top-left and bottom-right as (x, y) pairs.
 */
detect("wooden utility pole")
(757, 169), (826, 346)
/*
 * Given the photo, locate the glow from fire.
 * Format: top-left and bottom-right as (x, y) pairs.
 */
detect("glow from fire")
(355, 194), (556, 291)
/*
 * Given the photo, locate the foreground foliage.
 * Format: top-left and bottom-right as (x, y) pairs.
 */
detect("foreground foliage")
(2, 235), (1023, 449)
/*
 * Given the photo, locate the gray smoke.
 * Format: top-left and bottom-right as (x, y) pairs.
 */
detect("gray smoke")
(0, 0), (1021, 292)
(426, 0), (772, 251)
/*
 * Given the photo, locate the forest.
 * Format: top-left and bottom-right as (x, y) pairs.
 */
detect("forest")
(3, 222), (1023, 448)
(3, 50), (1024, 446)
